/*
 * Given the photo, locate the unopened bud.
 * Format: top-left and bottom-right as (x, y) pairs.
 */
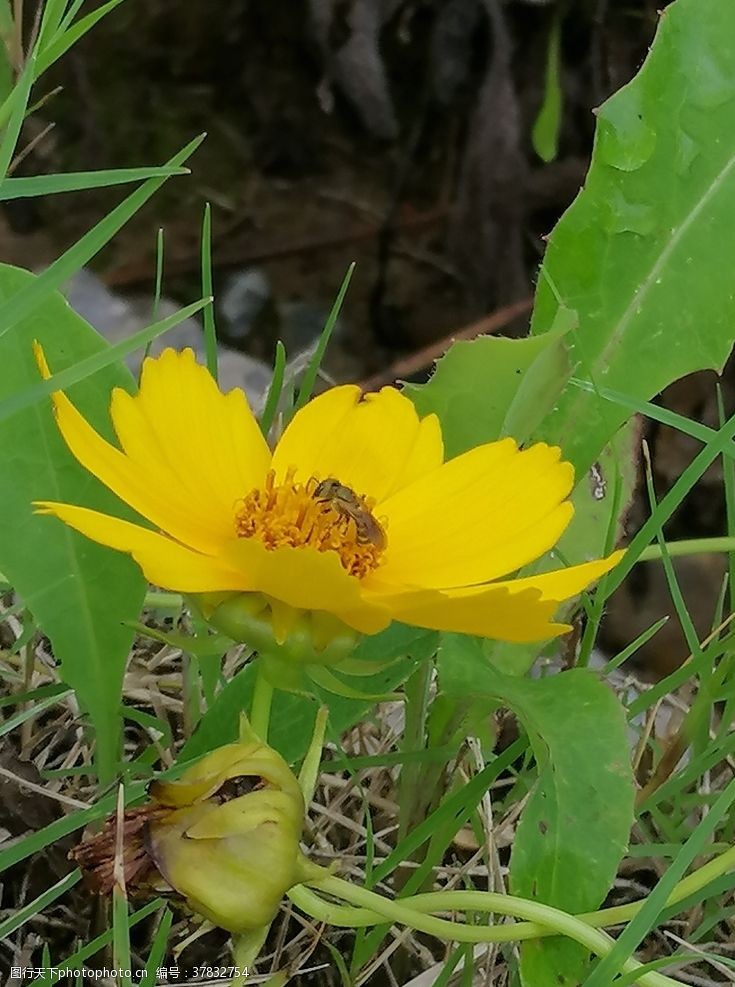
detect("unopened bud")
(72, 725), (307, 934)
(193, 592), (359, 683)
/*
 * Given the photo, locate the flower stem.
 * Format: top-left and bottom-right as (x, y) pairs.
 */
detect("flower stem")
(295, 874), (683, 987)
(290, 843), (735, 943)
(637, 537), (735, 562)
(250, 662), (274, 742)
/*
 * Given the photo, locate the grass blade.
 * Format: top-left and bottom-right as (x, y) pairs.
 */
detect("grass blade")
(0, 166), (188, 199)
(0, 294), (211, 424)
(0, 50), (36, 180)
(260, 339), (286, 436)
(0, 133), (204, 342)
(0, 870), (80, 937)
(36, 0), (126, 77)
(293, 262), (354, 413)
(200, 201), (218, 381)
(583, 774), (735, 986)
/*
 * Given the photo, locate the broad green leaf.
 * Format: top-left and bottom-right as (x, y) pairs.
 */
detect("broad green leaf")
(181, 623), (438, 764)
(532, 15), (563, 163)
(532, 0), (735, 477)
(437, 635), (634, 987)
(405, 320), (573, 458)
(0, 265), (146, 783)
(501, 306), (577, 444)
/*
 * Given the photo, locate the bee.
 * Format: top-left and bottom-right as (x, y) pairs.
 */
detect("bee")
(313, 477), (386, 550)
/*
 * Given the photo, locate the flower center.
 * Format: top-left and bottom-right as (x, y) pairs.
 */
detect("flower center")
(234, 469), (386, 579)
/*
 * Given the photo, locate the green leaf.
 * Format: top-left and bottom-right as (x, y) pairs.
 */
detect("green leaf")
(292, 263), (354, 415)
(531, 0), (735, 477)
(0, 293), (211, 424)
(139, 909), (173, 987)
(0, 134), (203, 342)
(532, 15), (563, 163)
(36, 0), (68, 48)
(127, 620), (231, 658)
(0, 871), (80, 939)
(0, 6), (13, 110)
(404, 319), (574, 458)
(200, 202), (218, 382)
(0, 0), (12, 35)
(0, 50), (36, 181)
(181, 623), (438, 764)
(0, 167), (188, 199)
(437, 635), (634, 987)
(35, 0), (126, 78)
(0, 265), (146, 783)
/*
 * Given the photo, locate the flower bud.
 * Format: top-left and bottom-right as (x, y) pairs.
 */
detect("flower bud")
(192, 591), (359, 684)
(71, 726), (307, 934)
(146, 728), (306, 932)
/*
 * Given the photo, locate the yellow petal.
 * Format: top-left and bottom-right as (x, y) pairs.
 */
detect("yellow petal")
(272, 385), (442, 501)
(34, 345), (246, 554)
(35, 502), (248, 592)
(378, 440), (575, 588)
(369, 552), (622, 642)
(500, 549), (624, 601)
(385, 411), (444, 497)
(127, 348), (271, 518)
(221, 537), (386, 620)
(377, 583), (567, 641)
(40, 486), (392, 632)
(333, 599), (393, 635)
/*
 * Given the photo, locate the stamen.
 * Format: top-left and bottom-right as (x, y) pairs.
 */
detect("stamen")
(234, 470), (385, 579)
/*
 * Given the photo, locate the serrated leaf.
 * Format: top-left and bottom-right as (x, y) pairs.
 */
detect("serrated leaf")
(0, 265), (146, 783)
(405, 322), (573, 459)
(436, 634), (634, 987)
(531, 0), (735, 477)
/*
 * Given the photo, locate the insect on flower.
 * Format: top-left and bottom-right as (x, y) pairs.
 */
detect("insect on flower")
(312, 476), (387, 551)
(33, 345), (623, 646)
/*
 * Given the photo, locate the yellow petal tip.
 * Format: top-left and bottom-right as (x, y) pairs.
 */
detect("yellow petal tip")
(32, 340), (50, 379)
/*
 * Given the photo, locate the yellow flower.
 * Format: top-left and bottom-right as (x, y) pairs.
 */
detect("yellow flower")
(34, 346), (620, 642)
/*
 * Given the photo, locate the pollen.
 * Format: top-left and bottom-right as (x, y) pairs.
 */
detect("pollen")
(234, 469), (385, 579)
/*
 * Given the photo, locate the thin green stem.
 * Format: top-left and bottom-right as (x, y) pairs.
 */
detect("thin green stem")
(292, 843), (735, 937)
(250, 662), (274, 742)
(637, 537), (735, 562)
(297, 875), (683, 987)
